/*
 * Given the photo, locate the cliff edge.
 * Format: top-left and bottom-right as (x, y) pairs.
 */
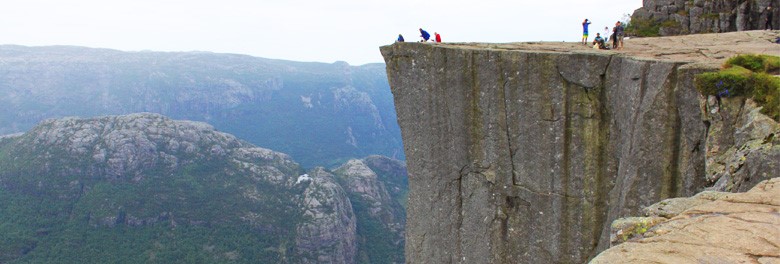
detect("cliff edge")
(380, 31), (779, 263)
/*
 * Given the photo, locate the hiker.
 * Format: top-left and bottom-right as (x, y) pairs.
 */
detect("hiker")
(765, 5), (774, 30)
(397, 34), (405, 42)
(582, 19), (592, 45)
(419, 28), (431, 42)
(615, 21), (625, 50)
(612, 26), (618, 49)
(592, 33), (607, 49)
(435, 32), (442, 43)
(603, 26), (610, 42)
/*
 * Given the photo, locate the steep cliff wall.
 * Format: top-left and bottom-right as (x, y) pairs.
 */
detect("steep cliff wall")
(380, 32), (778, 263)
(632, 0), (779, 35)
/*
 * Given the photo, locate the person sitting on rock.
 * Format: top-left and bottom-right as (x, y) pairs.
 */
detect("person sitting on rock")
(397, 34), (405, 42)
(592, 33), (607, 49)
(434, 32), (442, 43)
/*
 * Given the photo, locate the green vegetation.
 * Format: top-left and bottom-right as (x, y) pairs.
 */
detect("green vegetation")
(702, 13), (720, 20)
(725, 54), (780, 73)
(617, 218), (654, 242)
(625, 17), (660, 37)
(0, 116), (408, 263)
(333, 157), (408, 264)
(0, 127), (306, 263)
(695, 54), (780, 120)
(349, 195), (404, 264)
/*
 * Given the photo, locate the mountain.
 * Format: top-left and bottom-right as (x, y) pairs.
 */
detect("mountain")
(0, 113), (406, 263)
(0, 45), (403, 168)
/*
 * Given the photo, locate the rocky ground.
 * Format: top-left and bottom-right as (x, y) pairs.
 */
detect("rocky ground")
(592, 178), (780, 263)
(431, 30), (779, 66)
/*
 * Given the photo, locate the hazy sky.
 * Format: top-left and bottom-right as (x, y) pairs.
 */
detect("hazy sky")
(0, 0), (641, 65)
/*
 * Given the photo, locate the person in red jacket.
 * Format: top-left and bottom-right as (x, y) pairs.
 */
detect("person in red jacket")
(434, 32), (442, 43)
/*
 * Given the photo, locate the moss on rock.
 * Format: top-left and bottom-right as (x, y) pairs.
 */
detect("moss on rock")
(695, 55), (780, 121)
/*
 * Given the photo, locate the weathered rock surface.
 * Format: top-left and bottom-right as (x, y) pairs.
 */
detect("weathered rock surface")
(380, 31), (779, 263)
(704, 99), (780, 192)
(607, 190), (728, 247)
(592, 178), (780, 263)
(334, 156), (408, 264)
(632, 0), (779, 35)
(296, 168), (358, 264)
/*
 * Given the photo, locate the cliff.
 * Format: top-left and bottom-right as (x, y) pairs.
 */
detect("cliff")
(380, 31), (779, 263)
(632, 0), (779, 35)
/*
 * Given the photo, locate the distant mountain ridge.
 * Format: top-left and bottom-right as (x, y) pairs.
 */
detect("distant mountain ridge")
(0, 45), (402, 168)
(0, 113), (406, 263)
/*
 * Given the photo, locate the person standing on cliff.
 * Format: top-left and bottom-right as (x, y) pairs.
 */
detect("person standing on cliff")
(615, 21), (625, 50)
(582, 19), (592, 45)
(612, 25), (618, 49)
(765, 5), (774, 30)
(604, 26), (611, 42)
(419, 28), (431, 42)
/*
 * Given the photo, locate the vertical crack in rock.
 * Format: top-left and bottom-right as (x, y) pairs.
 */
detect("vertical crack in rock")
(559, 76), (573, 257)
(589, 56), (612, 258)
(664, 65), (683, 199)
(455, 165), (466, 262)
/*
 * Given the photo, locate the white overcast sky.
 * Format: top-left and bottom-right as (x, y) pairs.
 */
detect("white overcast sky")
(0, 0), (642, 65)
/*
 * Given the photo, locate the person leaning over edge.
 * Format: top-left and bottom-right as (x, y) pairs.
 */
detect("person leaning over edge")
(419, 28), (431, 42)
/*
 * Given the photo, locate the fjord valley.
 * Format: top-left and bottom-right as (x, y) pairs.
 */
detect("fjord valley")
(0, 45), (402, 168)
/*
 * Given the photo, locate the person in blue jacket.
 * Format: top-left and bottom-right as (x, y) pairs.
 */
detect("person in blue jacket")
(582, 19), (591, 45)
(397, 34), (405, 42)
(419, 28), (431, 42)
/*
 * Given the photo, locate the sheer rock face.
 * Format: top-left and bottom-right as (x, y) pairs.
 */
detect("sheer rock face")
(633, 0), (779, 35)
(382, 43), (708, 263)
(703, 99), (780, 192)
(592, 178), (780, 263)
(334, 157), (408, 263)
(296, 168), (357, 264)
(380, 33), (777, 263)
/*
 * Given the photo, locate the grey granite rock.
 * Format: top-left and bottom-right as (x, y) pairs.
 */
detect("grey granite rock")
(632, 0), (780, 36)
(381, 43), (711, 263)
(296, 168), (358, 264)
